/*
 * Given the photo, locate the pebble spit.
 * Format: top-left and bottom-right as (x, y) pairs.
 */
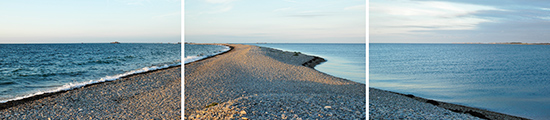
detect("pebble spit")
(184, 44), (366, 119)
(369, 88), (482, 120)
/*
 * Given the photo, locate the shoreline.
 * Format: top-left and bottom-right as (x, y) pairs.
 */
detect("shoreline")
(188, 43), (527, 119)
(184, 43), (234, 65)
(370, 87), (529, 119)
(184, 43), (366, 119)
(0, 65), (181, 119)
(0, 65), (179, 109)
(0, 63), (180, 104)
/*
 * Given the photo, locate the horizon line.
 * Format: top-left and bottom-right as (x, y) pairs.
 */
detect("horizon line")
(0, 42), (181, 44)
(184, 42), (367, 44)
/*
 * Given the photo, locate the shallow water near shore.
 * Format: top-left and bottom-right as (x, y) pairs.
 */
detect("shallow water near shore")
(0, 43), (181, 103)
(370, 43), (550, 119)
(184, 44), (230, 64)
(246, 43), (366, 84)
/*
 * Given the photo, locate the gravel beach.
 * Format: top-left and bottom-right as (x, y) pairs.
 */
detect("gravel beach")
(184, 44), (366, 119)
(370, 88), (529, 120)
(0, 66), (181, 119)
(369, 88), (482, 120)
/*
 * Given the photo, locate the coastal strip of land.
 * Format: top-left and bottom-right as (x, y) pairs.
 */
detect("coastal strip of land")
(453, 42), (550, 45)
(184, 44), (366, 119)
(0, 66), (181, 119)
(185, 43), (530, 120)
(370, 87), (529, 120)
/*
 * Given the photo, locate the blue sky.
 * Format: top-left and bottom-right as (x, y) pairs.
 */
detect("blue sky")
(0, 0), (180, 43)
(184, 0), (366, 43)
(370, 0), (550, 43)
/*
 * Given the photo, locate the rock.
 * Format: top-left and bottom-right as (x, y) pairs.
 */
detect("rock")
(281, 114), (287, 119)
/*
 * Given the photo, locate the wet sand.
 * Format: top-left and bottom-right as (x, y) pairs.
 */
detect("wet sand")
(0, 66), (181, 119)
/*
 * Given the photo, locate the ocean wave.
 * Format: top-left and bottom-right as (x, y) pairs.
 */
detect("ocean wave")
(0, 62), (181, 103)
(184, 45), (230, 64)
(184, 55), (208, 64)
(18, 71), (86, 77)
(0, 81), (16, 86)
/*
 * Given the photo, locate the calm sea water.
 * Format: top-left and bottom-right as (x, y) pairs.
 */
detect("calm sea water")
(370, 43), (550, 119)
(0, 43), (181, 103)
(248, 43), (366, 84)
(184, 44), (230, 64)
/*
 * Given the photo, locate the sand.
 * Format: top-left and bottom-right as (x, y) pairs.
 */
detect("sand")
(0, 66), (181, 119)
(184, 44), (366, 119)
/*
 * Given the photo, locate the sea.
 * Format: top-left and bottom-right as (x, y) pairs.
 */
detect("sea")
(183, 44), (230, 64)
(370, 43), (550, 119)
(248, 43), (366, 84)
(0, 43), (181, 103)
(184, 43), (366, 84)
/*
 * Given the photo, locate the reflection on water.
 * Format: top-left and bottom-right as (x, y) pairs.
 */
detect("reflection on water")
(370, 43), (550, 119)
(248, 43), (366, 84)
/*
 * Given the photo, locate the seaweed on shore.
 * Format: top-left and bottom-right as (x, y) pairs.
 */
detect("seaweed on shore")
(293, 52), (301, 56)
(205, 102), (218, 108)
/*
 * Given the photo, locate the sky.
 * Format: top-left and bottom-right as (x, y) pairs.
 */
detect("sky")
(370, 0), (550, 43)
(184, 0), (366, 43)
(0, 0), (180, 43)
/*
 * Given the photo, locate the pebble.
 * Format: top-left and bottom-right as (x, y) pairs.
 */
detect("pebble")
(0, 67), (181, 119)
(184, 44), (365, 119)
(369, 88), (482, 120)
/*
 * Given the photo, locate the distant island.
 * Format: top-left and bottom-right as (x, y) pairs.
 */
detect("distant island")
(453, 42), (550, 45)
(110, 41), (120, 44)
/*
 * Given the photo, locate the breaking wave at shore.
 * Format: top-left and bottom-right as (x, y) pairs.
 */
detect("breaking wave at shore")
(0, 63), (181, 103)
(184, 44), (230, 64)
(0, 43), (181, 103)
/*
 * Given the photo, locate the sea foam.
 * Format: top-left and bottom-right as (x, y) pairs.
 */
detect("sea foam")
(184, 45), (230, 64)
(0, 63), (181, 103)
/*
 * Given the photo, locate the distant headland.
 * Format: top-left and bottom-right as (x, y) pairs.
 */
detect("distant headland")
(453, 42), (550, 45)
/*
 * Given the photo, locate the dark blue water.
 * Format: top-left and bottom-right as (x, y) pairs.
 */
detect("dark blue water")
(184, 44), (230, 64)
(248, 43), (366, 84)
(0, 43), (181, 103)
(370, 43), (550, 119)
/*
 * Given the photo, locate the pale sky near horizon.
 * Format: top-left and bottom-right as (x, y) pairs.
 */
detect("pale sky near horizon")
(184, 0), (366, 43)
(371, 0), (550, 43)
(0, 0), (180, 43)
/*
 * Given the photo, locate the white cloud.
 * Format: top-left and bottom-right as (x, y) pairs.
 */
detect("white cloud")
(200, 0), (237, 14)
(273, 7), (292, 12)
(217, 5), (233, 12)
(298, 10), (318, 14)
(540, 7), (550, 11)
(344, 5), (365, 11)
(152, 11), (180, 19)
(201, 5), (232, 14)
(114, 0), (149, 6)
(370, 0), (499, 35)
(283, 0), (297, 3)
(205, 0), (236, 4)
